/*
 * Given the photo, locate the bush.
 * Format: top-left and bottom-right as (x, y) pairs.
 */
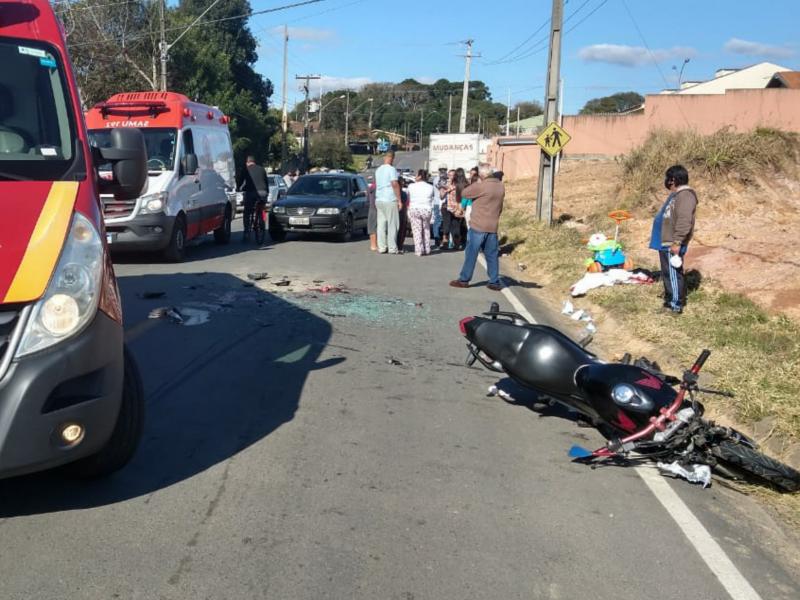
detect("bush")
(310, 133), (353, 170)
(620, 128), (799, 207)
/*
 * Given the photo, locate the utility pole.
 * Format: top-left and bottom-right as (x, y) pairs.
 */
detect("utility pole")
(447, 93), (453, 133)
(516, 106), (520, 136)
(458, 40), (477, 133)
(535, 0), (563, 225)
(368, 99), (374, 137)
(419, 107), (424, 148)
(159, 0), (224, 92)
(344, 90), (350, 148)
(159, 0), (166, 91)
(280, 25), (289, 172)
(505, 88), (511, 136)
(296, 74), (320, 173)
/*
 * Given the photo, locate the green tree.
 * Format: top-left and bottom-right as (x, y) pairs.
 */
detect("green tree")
(579, 92), (644, 114)
(310, 134), (352, 169)
(512, 101), (544, 119)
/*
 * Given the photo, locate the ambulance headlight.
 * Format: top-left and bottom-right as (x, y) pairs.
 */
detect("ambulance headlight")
(139, 191), (167, 214)
(16, 213), (104, 357)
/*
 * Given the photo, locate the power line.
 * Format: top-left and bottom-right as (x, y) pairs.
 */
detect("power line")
(484, 0), (605, 66)
(67, 0), (327, 47)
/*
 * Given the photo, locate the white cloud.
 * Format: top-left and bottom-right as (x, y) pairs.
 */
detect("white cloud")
(723, 38), (795, 59)
(578, 43), (696, 67)
(269, 26), (335, 42)
(312, 76), (374, 94)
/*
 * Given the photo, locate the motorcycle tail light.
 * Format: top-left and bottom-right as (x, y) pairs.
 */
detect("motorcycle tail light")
(459, 317), (475, 335)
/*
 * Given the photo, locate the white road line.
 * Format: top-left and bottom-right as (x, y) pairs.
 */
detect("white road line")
(478, 255), (537, 323)
(483, 256), (763, 600)
(636, 467), (763, 600)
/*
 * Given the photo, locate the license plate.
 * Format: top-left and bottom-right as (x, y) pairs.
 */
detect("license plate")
(289, 216), (310, 226)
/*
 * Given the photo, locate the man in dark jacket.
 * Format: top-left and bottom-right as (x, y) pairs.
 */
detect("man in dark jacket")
(649, 165), (697, 314)
(237, 156), (269, 241)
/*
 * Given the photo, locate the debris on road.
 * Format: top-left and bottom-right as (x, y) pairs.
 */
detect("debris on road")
(274, 278), (291, 287)
(247, 272), (269, 281)
(387, 358), (403, 366)
(147, 306), (210, 326)
(139, 291), (166, 299)
(657, 461), (712, 488)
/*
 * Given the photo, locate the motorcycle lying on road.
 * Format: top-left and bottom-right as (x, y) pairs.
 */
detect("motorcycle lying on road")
(459, 303), (800, 493)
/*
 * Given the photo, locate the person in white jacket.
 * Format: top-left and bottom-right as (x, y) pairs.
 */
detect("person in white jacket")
(406, 169), (435, 256)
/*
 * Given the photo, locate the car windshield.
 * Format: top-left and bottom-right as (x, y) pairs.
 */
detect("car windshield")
(0, 38), (80, 181)
(89, 128), (177, 173)
(289, 176), (349, 197)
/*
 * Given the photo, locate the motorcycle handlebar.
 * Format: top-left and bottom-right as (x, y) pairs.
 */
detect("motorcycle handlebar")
(691, 349), (711, 373)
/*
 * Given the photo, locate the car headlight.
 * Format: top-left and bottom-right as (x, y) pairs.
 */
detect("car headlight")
(139, 191), (168, 214)
(611, 383), (654, 411)
(317, 207), (341, 215)
(16, 212), (104, 357)
(272, 205), (286, 214)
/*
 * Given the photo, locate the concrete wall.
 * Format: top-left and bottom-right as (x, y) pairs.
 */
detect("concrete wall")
(486, 140), (540, 181)
(487, 88), (800, 180)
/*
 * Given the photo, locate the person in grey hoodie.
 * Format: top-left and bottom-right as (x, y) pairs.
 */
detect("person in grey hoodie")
(649, 165), (697, 314)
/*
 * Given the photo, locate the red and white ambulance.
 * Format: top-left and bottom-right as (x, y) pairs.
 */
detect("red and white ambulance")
(1, 0), (148, 478)
(85, 92), (237, 261)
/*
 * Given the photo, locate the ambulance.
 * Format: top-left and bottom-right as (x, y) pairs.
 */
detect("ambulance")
(1, 0), (147, 478)
(85, 92), (237, 262)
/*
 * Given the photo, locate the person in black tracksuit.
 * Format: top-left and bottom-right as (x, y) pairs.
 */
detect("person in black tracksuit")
(237, 155), (269, 241)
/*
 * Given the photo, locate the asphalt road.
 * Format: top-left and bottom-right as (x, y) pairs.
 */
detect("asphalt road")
(1, 222), (798, 600)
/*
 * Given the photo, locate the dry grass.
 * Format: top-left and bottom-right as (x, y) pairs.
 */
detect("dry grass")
(499, 151), (800, 517)
(620, 128), (800, 209)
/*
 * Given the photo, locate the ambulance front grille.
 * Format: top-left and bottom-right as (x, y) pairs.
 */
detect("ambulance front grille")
(0, 306), (24, 381)
(102, 195), (136, 219)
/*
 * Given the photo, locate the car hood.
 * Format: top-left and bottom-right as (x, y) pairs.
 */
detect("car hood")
(277, 194), (348, 209)
(1, 181), (79, 304)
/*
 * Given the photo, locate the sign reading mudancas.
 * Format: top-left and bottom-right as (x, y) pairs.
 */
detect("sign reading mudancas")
(428, 133), (481, 171)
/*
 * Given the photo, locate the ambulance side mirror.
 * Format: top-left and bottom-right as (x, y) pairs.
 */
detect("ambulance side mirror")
(96, 128), (147, 200)
(181, 153), (198, 176)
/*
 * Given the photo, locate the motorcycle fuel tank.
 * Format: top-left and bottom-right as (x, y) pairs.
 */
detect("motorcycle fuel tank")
(575, 364), (678, 432)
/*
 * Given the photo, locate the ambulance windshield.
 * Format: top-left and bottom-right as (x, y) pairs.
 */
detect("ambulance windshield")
(89, 128), (177, 173)
(0, 39), (77, 180)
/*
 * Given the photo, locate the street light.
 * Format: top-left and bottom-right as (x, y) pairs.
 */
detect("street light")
(319, 94), (346, 130)
(672, 58), (691, 90)
(345, 96), (374, 147)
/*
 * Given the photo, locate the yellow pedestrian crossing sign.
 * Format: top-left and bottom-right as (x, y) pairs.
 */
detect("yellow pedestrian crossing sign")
(536, 122), (571, 158)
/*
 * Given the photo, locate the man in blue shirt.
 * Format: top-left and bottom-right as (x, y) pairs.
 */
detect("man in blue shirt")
(374, 151), (402, 253)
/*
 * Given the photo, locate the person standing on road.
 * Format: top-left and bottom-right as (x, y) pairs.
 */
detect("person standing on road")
(449, 163), (505, 291)
(444, 168), (467, 250)
(407, 169), (435, 256)
(396, 175), (410, 253)
(649, 164), (698, 314)
(366, 174), (378, 251)
(431, 166), (447, 246)
(374, 151), (402, 254)
(237, 155), (269, 242)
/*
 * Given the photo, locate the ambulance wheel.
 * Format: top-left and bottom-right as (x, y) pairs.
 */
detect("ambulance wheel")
(66, 346), (145, 479)
(214, 205), (232, 244)
(164, 215), (186, 262)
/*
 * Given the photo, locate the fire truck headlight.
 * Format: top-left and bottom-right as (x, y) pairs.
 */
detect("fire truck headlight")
(16, 213), (103, 357)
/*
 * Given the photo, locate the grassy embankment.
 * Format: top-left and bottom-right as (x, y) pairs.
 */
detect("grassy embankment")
(501, 128), (800, 450)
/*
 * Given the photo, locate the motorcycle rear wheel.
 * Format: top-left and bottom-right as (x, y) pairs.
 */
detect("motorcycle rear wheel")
(711, 440), (800, 493)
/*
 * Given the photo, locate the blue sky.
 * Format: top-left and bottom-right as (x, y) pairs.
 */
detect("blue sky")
(249, 0), (800, 114)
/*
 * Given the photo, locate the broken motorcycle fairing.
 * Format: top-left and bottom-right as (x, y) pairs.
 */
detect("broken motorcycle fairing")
(459, 304), (800, 493)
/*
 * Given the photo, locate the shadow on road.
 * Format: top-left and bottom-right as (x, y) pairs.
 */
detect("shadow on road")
(0, 272), (339, 516)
